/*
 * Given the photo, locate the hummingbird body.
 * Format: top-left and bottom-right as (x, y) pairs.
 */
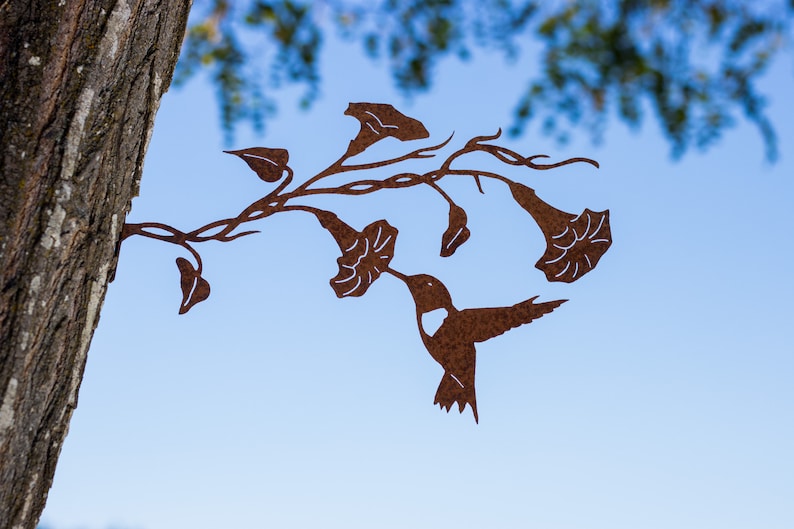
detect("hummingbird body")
(399, 273), (566, 422)
(417, 308), (480, 421)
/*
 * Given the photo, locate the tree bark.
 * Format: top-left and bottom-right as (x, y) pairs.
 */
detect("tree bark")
(0, 1), (191, 527)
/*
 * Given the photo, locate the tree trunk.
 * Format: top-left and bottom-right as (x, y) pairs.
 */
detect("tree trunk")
(0, 1), (191, 527)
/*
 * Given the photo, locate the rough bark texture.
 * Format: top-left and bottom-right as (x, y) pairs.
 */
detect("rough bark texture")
(0, 1), (191, 527)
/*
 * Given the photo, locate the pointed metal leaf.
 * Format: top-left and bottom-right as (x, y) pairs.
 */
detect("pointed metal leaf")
(440, 203), (471, 257)
(225, 147), (289, 182)
(176, 257), (211, 314)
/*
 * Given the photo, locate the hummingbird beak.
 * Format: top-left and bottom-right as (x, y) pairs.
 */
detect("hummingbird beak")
(385, 267), (407, 282)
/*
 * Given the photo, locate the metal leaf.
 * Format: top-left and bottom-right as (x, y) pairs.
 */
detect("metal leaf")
(225, 147), (289, 182)
(440, 203), (471, 257)
(176, 257), (211, 314)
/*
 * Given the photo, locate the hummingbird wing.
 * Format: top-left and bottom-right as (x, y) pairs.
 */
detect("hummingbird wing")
(455, 297), (567, 343)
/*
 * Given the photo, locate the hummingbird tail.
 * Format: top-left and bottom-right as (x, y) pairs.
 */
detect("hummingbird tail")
(434, 372), (479, 423)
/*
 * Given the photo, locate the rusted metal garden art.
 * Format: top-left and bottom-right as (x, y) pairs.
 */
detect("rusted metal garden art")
(121, 103), (612, 422)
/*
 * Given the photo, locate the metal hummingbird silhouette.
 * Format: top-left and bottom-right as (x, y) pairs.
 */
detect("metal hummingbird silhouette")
(121, 102), (613, 422)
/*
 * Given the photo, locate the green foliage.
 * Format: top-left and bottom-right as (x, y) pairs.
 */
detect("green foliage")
(175, 0), (792, 160)
(519, 0), (789, 160)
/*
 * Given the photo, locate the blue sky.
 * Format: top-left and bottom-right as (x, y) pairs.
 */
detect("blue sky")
(40, 25), (793, 529)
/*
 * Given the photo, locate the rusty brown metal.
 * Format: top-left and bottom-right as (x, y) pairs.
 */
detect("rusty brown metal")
(121, 102), (613, 421)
